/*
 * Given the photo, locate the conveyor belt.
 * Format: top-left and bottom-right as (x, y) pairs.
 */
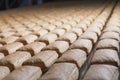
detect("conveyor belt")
(0, 0), (119, 80)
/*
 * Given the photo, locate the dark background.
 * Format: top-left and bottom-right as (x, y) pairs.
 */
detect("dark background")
(0, 0), (80, 10)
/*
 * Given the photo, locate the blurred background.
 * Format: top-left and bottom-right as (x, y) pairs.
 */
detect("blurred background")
(0, 0), (80, 10)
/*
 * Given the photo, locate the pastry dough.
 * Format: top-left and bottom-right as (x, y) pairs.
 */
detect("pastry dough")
(40, 63), (79, 80)
(0, 32), (15, 38)
(37, 33), (58, 45)
(101, 32), (119, 41)
(0, 42), (23, 55)
(0, 53), (4, 59)
(70, 28), (83, 36)
(18, 42), (46, 56)
(14, 31), (31, 37)
(52, 28), (65, 37)
(80, 31), (98, 43)
(16, 35), (38, 45)
(57, 32), (77, 44)
(103, 26), (120, 33)
(3, 66), (42, 80)
(0, 66), (10, 80)
(42, 41), (69, 56)
(23, 50), (58, 71)
(57, 49), (86, 68)
(60, 24), (72, 31)
(69, 39), (92, 54)
(97, 39), (119, 51)
(91, 49), (119, 66)
(0, 51), (31, 71)
(0, 36), (18, 45)
(84, 64), (119, 80)
(32, 29), (48, 37)
(86, 26), (101, 35)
